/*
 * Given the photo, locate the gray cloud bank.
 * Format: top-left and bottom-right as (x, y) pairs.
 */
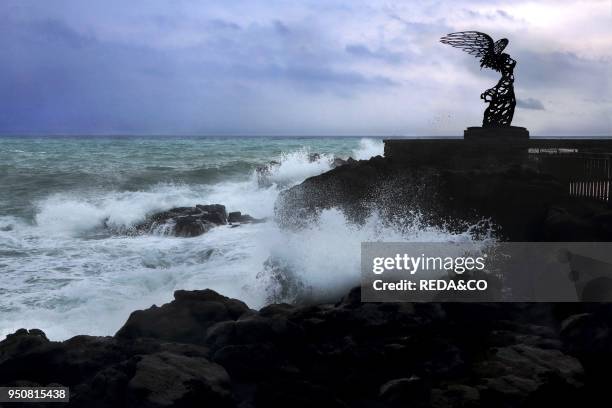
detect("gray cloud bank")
(517, 98), (545, 110)
(0, 0), (610, 136)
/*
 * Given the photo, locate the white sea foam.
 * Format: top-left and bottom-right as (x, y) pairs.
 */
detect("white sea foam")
(31, 148), (335, 238)
(265, 149), (335, 187)
(0, 138), (481, 340)
(352, 138), (384, 160)
(34, 184), (211, 235)
(247, 209), (475, 303)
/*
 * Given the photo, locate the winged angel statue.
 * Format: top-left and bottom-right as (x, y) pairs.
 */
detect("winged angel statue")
(441, 31), (517, 127)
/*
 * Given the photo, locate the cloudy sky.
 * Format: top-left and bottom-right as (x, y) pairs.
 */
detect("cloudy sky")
(1, 0), (610, 136)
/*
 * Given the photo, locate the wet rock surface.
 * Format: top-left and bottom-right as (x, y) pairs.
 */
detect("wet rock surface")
(127, 351), (232, 407)
(275, 154), (612, 241)
(115, 289), (250, 346)
(227, 211), (265, 225)
(133, 204), (263, 237)
(1, 287), (606, 407)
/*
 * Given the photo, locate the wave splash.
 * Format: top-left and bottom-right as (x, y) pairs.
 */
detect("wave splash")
(353, 138), (384, 160)
(0, 138), (481, 340)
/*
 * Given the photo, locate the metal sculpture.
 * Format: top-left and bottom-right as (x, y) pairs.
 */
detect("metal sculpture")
(441, 31), (516, 127)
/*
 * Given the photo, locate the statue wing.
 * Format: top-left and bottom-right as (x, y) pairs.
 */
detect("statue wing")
(440, 31), (494, 58)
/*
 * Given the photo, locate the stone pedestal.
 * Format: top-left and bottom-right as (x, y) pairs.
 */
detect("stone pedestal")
(464, 126), (530, 140)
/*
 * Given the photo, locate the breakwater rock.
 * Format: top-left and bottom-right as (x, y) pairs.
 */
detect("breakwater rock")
(275, 153), (612, 241)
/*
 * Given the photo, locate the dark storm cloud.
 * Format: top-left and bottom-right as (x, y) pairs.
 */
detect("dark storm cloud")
(0, 7), (397, 134)
(517, 98), (545, 110)
(237, 64), (398, 88)
(0, 0), (609, 135)
(517, 51), (609, 93)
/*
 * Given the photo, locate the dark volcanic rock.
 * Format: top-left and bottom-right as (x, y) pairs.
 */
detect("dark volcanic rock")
(331, 157), (347, 168)
(274, 153), (612, 241)
(206, 314), (304, 381)
(0, 330), (225, 408)
(0, 334), (125, 387)
(135, 204), (228, 237)
(205, 315), (301, 353)
(330, 157), (356, 168)
(0, 328), (49, 364)
(134, 204), (263, 237)
(116, 289), (250, 345)
(127, 351), (232, 407)
(0, 287), (600, 408)
(560, 306), (612, 386)
(473, 344), (582, 406)
(275, 155), (389, 228)
(227, 211), (241, 223)
(227, 211), (265, 225)
(379, 376), (431, 407)
(173, 215), (214, 237)
(195, 204), (228, 224)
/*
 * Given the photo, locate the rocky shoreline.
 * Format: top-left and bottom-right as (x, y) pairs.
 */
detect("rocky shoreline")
(2, 287), (611, 407)
(276, 154), (612, 241)
(4, 153), (612, 407)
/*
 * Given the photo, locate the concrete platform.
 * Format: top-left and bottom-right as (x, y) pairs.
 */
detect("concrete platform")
(464, 126), (529, 140)
(383, 136), (612, 171)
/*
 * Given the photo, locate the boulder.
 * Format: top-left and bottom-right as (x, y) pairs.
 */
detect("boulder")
(134, 204), (264, 237)
(227, 212), (241, 223)
(560, 308), (612, 382)
(0, 329), (218, 407)
(331, 157), (347, 168)
(174, 215), (215, 237)
(205, 315), (301, 353)
(330, 157), (356, 168)
(135, 204), (228, 237)
(116, 289), (250, 345)
(474, 344), (583, 406)
(379, 376), (431, 407)
(259, 303), (296, 318)
(0, 328), (49, 364)
(127, 352), (233, 408)
(212, 343), (287, 380)
(196, 204), (228, 224)
(227, 211), (265, 225)
(1, 333), (147, 387)
(0, 288), (600, 408)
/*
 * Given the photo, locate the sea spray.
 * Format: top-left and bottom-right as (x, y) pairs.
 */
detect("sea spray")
(263, 148), (335, 187)
(249, 208), (480, 304)
(0, 137), (479, 340)
(353, 138), (384, 160)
